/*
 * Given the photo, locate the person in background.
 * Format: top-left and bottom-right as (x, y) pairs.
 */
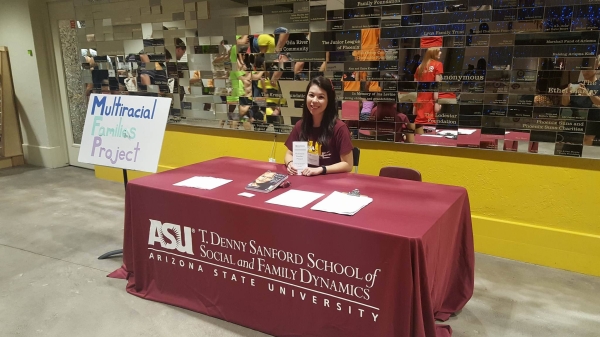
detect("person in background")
(258, 69), (283, 107)
(238, 55), (263, 107)
(236, 35), (251, 54)
(306, 50), (330, 80)
(264, 106), (281, 122)
(139, 49), (171, 92)
(343, 72), (361, 92)
(269, 27), (291, 84)
(174, 38), (187, 62)
(370, 102), (396, 121)
(274, 27), (290, 53)
(351, 28), (385, 61)
(284, 76), (354, 176)
(414, 47), (444, 132)
(258, 34), (276, 54)
(212, 40), (231, 65)
(562, 55), (600, 146)
(138, 30), (181, 93)
(360, 100), (375, 120)
(188, 70), (202, 93)
(226, 43), (246, 106)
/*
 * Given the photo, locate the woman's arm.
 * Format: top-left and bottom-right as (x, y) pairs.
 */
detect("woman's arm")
(434, 74), (442, 101)
(300, 151), (353, 176)
(285, 149), (353, 176)
(328, 151), (353, 173)
(284, 149), (297, 175)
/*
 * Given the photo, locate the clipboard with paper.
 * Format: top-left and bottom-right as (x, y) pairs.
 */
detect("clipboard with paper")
(311, 191), (373, 216)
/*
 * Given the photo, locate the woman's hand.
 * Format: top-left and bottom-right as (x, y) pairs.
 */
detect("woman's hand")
(301, 167), (323, 177)
(286, 162), (297, 175)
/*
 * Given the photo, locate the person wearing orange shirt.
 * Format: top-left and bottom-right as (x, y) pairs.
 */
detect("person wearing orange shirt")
(414, 47), (443, 130)
(366, 81), (382, 92)
(343, 72), (360, 92)
(351, 28), (385, 61)
(349, 29), (385, 94)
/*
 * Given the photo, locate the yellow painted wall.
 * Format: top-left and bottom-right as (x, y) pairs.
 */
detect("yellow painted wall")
(96, 124), (600, 276)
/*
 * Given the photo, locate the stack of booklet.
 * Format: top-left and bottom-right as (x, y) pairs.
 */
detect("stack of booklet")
(245, 171), (288, 193)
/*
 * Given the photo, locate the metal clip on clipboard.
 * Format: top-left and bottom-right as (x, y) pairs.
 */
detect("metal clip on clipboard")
(347, 189), (360, 197)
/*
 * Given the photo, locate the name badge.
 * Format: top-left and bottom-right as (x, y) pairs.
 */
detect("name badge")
(308, 153), (320, 166)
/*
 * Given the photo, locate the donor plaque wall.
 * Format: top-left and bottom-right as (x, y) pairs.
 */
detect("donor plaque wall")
(73, 0), (600, 159)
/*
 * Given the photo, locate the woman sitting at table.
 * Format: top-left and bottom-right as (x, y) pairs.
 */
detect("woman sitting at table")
(284, 76), (354, 176)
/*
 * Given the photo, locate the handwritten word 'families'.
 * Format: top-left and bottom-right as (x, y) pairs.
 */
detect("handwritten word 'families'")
(92, 117), (137, 140)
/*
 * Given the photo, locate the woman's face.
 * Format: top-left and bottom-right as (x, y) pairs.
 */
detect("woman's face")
(306, 84), (328, 117)
(583, 58), (600, 78)
(437, 50), (442, 59)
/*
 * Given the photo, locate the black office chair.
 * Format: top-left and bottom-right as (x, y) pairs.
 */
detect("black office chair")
(379, 166), (422, 182)
(352, 147), (360, 173)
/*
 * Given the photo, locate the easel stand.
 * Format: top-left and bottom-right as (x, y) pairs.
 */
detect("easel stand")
(98, 169), (128, 259)
(0, 46), (25, 169)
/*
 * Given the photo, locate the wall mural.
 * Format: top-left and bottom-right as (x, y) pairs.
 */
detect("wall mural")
(73, 0), (600, 159)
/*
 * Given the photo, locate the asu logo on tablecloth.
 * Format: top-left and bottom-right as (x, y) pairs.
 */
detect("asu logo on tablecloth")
(148, 219), (194, 255)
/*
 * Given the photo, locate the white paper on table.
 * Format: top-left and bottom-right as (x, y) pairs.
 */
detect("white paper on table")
(238, 192), (255, 198)
(173, 176), (232, 190)
(311, 191), (373, 216)
(458, 128), (477, 135)
(293, 141), (308, 175)
(265, 189), (324, 209)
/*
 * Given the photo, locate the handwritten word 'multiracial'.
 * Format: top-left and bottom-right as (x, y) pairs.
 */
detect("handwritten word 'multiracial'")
(91, 95), (158, 120)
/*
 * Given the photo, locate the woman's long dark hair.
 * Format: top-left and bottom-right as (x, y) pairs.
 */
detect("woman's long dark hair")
(300, 76), (338, 145)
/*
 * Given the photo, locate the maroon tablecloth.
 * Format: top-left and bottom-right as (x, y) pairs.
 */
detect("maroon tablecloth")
(110, 157), (474, 337)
